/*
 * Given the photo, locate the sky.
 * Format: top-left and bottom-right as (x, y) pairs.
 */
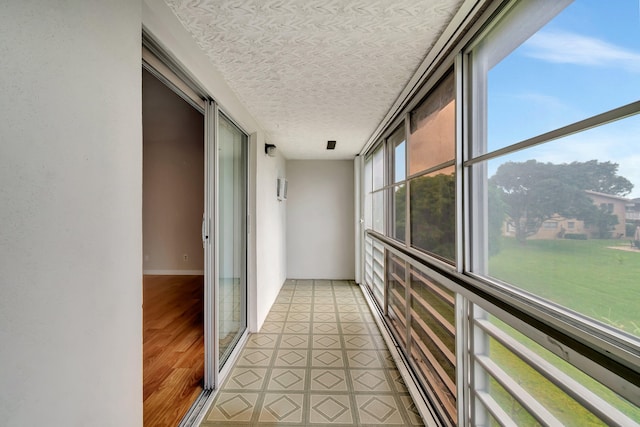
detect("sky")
(486, 0), (640, 197)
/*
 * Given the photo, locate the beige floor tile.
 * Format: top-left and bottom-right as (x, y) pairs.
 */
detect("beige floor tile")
(227, 367), (268, 390)
(350, 369), (392, 392)
(343, 335), (377, 349)
(236, 349), (274, 367)
(245, 334), (279, 349)
(310, 369), (348, 391)
(259, 322), (284, 334)
(340, 323), (369, 335)
(346, 350), (383, 368)
(270, 303), (290, 312)
(312, 334), (342, 349)
(287, 312), (311, 322)
(279, 334), (310, 349)
(309, 394), (354, 424)
(355, 395), (405, 425)
(274, 349), (309, 367)
(284, 322), (311, 334)
(313, 312), (337, 322)
(312, 322), (340, 334)
(206, 392), (259, 422)
(259, 393), (305, 423)
(202, 280), (425, 427)
(314, 304), (336, 313)
(311, 349), (345, 368)
(267, 368), (307, 391)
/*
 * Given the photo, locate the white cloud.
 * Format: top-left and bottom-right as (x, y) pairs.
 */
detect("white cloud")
(523, 30), (640, 72)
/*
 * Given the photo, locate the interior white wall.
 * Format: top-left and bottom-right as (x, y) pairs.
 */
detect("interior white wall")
(142, 69), (205, 274)
(0, 2), (142, 426)
(287, 160), (356, 280)
(254, 140), (288, 331)
(143, 0), (288, 332)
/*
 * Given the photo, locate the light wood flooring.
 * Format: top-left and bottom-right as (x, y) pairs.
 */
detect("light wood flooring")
(144, 275), (204, 427)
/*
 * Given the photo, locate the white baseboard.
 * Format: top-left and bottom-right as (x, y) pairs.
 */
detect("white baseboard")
(143, 269), (205, 275)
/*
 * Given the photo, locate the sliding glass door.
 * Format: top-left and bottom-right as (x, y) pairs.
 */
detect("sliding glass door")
(217, 113), (247, 367)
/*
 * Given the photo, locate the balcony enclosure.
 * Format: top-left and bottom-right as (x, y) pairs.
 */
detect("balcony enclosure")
(2, 1), (639, 427)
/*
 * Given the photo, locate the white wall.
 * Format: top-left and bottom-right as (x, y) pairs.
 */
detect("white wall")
(253, 137), (288, 331)
(143, 1), (288, 332)
(287, 160), (355, 280)
(0, 2), (142, 426)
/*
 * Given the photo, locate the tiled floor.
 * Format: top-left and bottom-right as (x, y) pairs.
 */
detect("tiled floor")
(200, 279), (424, 426)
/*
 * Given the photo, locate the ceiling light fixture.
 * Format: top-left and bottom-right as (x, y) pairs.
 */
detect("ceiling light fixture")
(327, 140), (336, 150)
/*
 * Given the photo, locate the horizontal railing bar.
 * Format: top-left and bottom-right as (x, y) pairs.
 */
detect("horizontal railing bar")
(475, 355), (563, 427)
(411, 329), (457, 396)
(410, 269), (455, 306)
(476, 318), (639, 427)
(410, 288), (456, 337)
(474, 390), (519, 427)
(389, 271), (406, 288)
(365, 229), (640, 403)
(410, 336), (458, 418)
(410, 309), (456, 366)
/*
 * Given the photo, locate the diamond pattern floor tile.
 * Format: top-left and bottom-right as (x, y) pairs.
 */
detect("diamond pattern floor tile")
(201, 279), (424, 426)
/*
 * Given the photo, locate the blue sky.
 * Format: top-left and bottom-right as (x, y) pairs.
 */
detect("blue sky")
(487, 0), (640, 197)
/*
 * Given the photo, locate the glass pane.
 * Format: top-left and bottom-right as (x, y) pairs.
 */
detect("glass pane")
(408, 71), (455, 176)
(477, 114), (640, 337)
(475, 0), (640, 155)
(218, 114), (247, 366)
(392, 184), (406, 241)
(389, 125), (406, 183)
(373, 189), (384, 233)
(410, 166), (456, 262)
(475, 316), (640, 425)
(364, 156), (373, 229)
(409, 267), (457, 426)
(372, 145), (384, 190)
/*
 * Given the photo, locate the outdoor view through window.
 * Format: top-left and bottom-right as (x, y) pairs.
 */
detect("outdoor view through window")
(474, 0), (640, 339)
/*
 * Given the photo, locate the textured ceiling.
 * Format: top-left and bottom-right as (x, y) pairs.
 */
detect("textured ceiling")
(164, 0), (464, 159)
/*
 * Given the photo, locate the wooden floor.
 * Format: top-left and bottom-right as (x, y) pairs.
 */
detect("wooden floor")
(144, 275), (204, 427)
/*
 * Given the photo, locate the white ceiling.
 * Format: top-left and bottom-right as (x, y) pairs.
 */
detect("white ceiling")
(164, 0), (464, 159)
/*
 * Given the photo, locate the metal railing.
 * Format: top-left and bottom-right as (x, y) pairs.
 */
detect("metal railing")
(363, 230), (639, 427)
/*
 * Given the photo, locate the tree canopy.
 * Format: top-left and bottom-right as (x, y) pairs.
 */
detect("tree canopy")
(490, 160), (633, 243)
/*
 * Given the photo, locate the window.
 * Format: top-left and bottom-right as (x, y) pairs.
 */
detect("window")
(470, 0), (640, 338)
(361, 1), (640, 425)
(390, 126), (407, 241)
(408, 72), (456, 262)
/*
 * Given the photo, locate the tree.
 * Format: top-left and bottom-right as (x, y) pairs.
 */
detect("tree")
(490, 160), (632, 243)
(410, 173), (456, 260)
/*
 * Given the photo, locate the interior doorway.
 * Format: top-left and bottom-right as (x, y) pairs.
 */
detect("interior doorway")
(142, 68), (205, 426)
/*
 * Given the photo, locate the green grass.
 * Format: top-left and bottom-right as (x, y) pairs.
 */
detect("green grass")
(485, 237), (640, 424)
(489, 237), (640, 335)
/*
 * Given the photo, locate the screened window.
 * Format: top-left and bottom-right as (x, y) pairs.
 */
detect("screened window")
(470, 0), (640, 337)
(408, 71), (456, 262)
(408, 72), (456, 176)
(389, 125), (407, 241)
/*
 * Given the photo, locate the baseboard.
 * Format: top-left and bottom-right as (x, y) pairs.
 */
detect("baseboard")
(143, 269), (205, 275)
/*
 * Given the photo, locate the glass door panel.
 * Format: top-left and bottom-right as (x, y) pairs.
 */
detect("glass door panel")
(217, 113), (247, 367)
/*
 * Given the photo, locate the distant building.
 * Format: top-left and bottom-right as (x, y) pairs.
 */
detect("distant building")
(504, 190), (629, 240)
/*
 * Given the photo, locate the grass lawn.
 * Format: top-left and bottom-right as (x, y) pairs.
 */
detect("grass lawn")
(489, 237), (640, 335)
(485, 237), (640, 424)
